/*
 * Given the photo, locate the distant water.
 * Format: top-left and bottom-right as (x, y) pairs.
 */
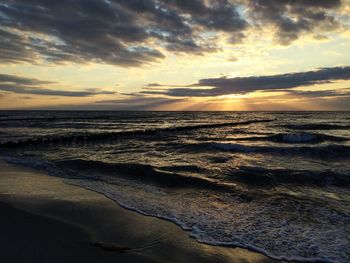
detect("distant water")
(0, 111), (349, 262)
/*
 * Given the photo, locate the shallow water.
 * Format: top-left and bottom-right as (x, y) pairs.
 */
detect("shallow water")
(0, 111), (349, 262)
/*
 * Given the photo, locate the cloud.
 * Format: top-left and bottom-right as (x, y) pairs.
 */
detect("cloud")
(227, 55), (238, 62)
(246, 0), (343, 45)
(141, 66), (350, 97)
(0, 74), (115, 97)
(35, 95), (187, 110)
(94, 95), (187, 110)
(0, 74), (54, 86)
(0, 0), (347, 66)
(145, 83), (164, 87)
(277, 88), (350, 98)
(0, 0), (245, 66)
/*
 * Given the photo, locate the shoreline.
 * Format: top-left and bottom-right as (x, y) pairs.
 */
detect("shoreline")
(0, 160), (280, 263)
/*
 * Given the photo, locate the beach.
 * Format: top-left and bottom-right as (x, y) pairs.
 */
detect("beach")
(0, 160), (278, 263)
(1, 0), (349, 260)
(0, 111), (348, 262)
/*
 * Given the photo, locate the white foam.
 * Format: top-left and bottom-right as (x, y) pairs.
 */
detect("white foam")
(66, 177), (350, 263)
(1, 155), (349, 263)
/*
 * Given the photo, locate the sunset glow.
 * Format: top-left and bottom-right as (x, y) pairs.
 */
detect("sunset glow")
(1, 0), (350, 110)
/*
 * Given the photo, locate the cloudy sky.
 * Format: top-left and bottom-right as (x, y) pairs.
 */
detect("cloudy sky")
(1, 0), (350, 110)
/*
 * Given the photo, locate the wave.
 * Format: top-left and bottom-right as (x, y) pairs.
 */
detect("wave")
(54, 159), (236, 192)
(1, 155), (349, 262)
(0, 119), (275, 148)
(283, 124), (350, 130)
(270, 133), (348, 143)
(1, 154), (214, 189)
(0, 116), (116, 122)
(70, 176), (350, 263)
(231, 132), (348, 143)
(226, 166), (350, 187)
(211, 143), (257, 152)
(1, 154), (256, 202)
(200, 142), (350, 159)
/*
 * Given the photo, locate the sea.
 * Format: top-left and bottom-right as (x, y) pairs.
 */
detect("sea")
(0, 111), (349, 262)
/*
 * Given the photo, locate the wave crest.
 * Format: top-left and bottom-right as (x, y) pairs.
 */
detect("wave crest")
(55, 159), (235, 191)
(204, 142), (350, 159)
(229, 132), (348, 143)
(0, 119), (275, 148)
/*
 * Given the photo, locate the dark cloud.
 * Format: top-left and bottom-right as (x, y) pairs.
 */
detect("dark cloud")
(165, 0), (247, 33)
(0, 29), (38, 64)
(0, 74), (115, 97)
(0, 0), (163, 66)
(277, 88), (350, 98)
(246, 0), (342, 45)
(141, 66), (350, 97)
(146, 83), (163, 87)
(0, 0), (246, 65)
(144, 82), (180, 90)
(249, 88), (350, 100)
(0, 0), (345, 66)
(0, 74), (54, 86)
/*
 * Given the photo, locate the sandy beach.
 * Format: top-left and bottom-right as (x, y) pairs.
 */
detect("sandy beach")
(0, 160), (279, 263)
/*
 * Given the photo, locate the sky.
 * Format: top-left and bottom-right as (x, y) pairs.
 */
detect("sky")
(0, 0), (350, 111)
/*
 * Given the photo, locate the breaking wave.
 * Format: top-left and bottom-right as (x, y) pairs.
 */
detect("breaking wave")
(55, 159), (235, 192)
(227, 132), (348, 143)
(206, 142), (350, 159)
(0, 119), (274, 148)
(1, 153), (349, 263)
(1, 111), (349, 262)
(283, 123), (350, 130)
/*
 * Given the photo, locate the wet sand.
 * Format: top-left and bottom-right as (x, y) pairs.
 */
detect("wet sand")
(0, 160), (280, 263)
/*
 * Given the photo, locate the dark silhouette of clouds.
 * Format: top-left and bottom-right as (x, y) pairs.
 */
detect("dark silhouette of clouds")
(279, 88), (350, 98)
(0, 74), (115, 97)
(246, 0), (342, 45)
(0, 0), (246, 66)
(0, 74), (54, 86)
(141, 66), (350, 96)
(0, 0), (346, 66)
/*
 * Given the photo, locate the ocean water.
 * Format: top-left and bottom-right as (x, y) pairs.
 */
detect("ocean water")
(0, 111), (349, 262)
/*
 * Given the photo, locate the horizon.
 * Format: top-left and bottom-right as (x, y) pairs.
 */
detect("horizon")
(1, 109), (350, 112)
(1, 1), (350, 110)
